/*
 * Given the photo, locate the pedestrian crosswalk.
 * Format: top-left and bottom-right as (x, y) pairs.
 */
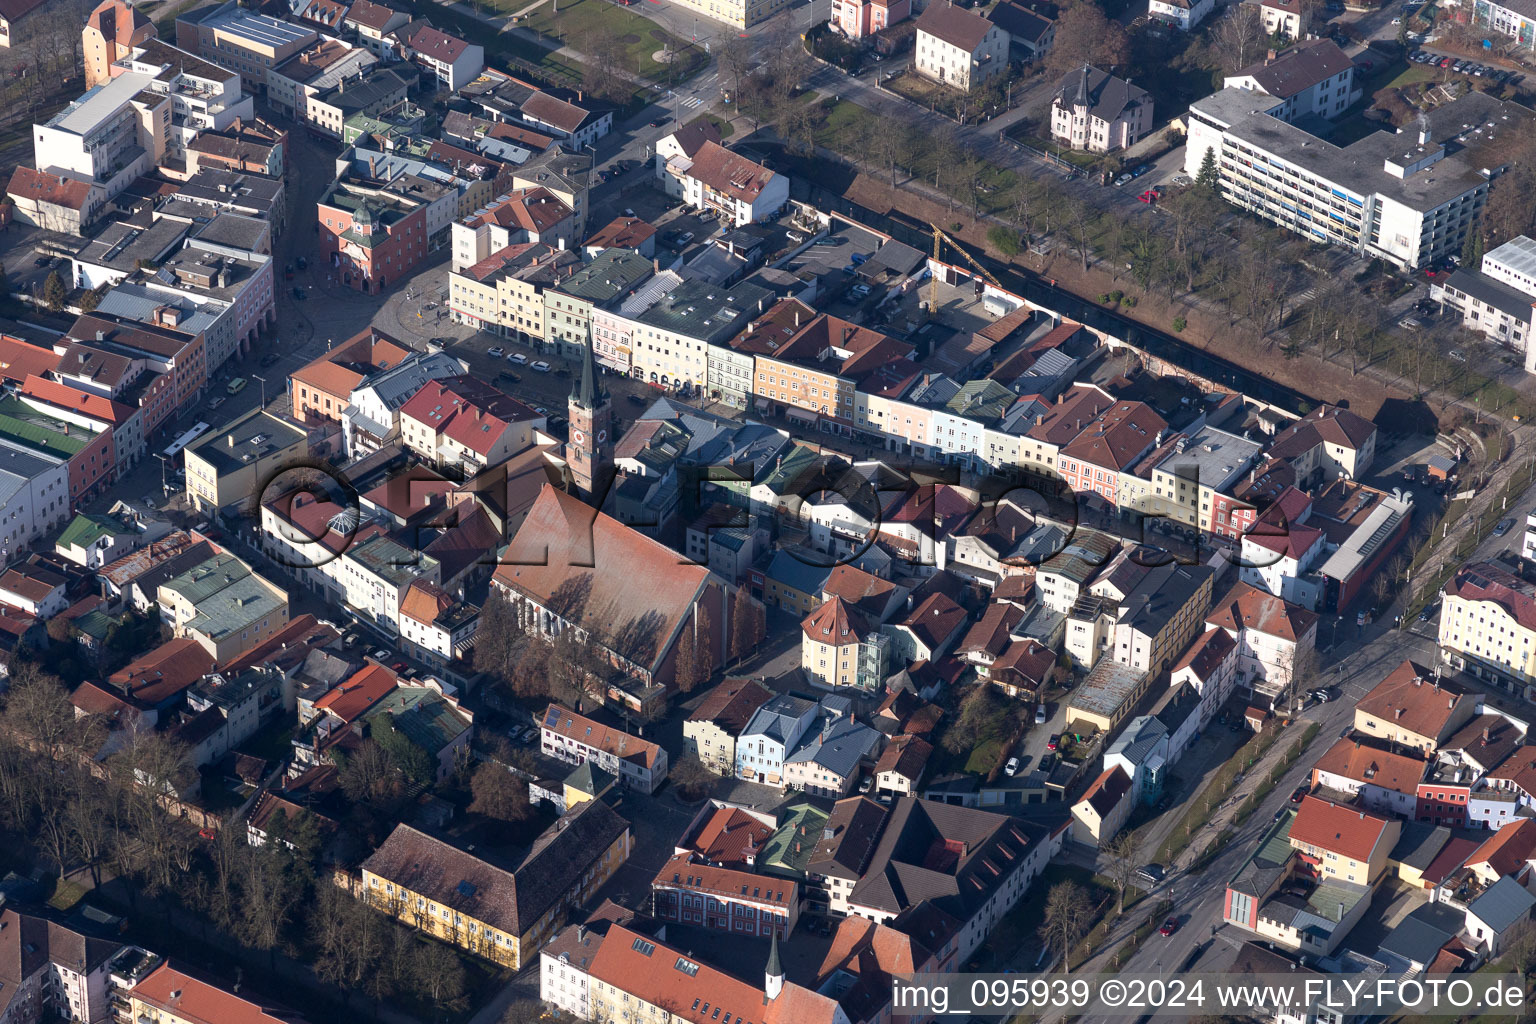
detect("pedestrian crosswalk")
(679, 95), (704, 108)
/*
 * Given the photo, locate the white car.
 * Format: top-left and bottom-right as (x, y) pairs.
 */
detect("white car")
(489, 346), (505, 357)
(1005, 757), (1020, 777)
(531, 360), (552, 372)
(1035, 704), (1047, 725)
(509, 352), (527, 365)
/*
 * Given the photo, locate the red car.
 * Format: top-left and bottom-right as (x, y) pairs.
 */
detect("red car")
(1047, 734), (1060, 751)
(1439, 57), (1454, 68)
(1160, 918), (1178, 937)
(1137, 189), (1158, 203)
(1292, 785), (1310, 803)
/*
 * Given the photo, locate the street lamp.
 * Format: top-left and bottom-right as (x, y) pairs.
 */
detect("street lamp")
(153, 453), (170, 496)
(252, 374), (268, 410)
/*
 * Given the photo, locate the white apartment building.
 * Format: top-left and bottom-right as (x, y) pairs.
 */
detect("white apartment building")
(1185, 87), (1504, 270)
(622, 277), (773, 390)
(1255, 0), (1313, 41)
(393, 22), (484, 92)
(1149, 0), (1214, 30)
(591, 270), (680, 374)
(1224, 39), (1358, 122)
(342, 351), (467, 457)
(914, 3), (1008, 91)
(678, 141), (788, 226)
(0, 440), (73, 559)
(1050, 64), (1153, 153)
(33, 72), (164, 203)
(112, 39), (255, 158)
(655, 0), (792, 30)
(1432, 235), (1536, 361)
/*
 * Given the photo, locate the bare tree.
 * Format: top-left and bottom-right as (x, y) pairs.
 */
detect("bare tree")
(1210, 5), (1269, 74)
(670, 754), (716, 799)
(729, 594), (766, 667)
(1104, 831), (1139, 912)
(469, 762), (531, 822)
(1039, 881), (1093, 973)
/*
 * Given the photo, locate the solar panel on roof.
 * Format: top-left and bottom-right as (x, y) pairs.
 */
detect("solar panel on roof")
(457, 880), (476, 897)
(545, 709), (559, 726)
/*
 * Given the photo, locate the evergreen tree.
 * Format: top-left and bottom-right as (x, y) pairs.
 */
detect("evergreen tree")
(42, 270), (65, 312)
(1196, 148), (1220, 193)
(1462, 228), (1484, 268)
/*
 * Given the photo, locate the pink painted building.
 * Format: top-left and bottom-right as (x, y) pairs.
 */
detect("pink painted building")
(831, 0), (910, 39)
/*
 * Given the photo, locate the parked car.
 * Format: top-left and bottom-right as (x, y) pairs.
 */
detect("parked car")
(627, 394), (647, 406)
(496, 372), (521, 387)
(1046, 733), (1060, 751)
(296, 256), (307, 270)
(1113, 173), (1134, 187)
(510, 352), (528, 365)
(1494, 517), (1515, 536)
(291, 286), (306, 300)
(1449, 348), (1466, 362)
(1138, 863), (1166, 883)
(259, 352), (280, 367)
(1291, 785), (1310, 803)
(1137, 189), (1160, 203)
(284, 264), (294, 279)
(648, 116), (670, 128)
(489, 346), (505, 357)
(1004, 757), (1020, 777)
(226, 377), (247, 395)
(675, 231), (695, 247)
(1419, 603), (1439, 622)
(814, 236), (841, 246)
(1439, 57), (1454, 67)
(1035, 704), (1047, 724)
(531, 360), (552, 372)
(208, 396), (227, 410)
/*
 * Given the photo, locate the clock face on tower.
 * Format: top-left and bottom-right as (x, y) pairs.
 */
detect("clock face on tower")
(597, 428), (607, 443)
(572, 428), (587, 447)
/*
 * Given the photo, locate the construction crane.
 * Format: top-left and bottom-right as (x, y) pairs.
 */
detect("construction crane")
(928, 222), (1006, 316)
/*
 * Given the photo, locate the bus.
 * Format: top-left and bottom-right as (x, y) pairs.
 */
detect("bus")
(161, 421), (211, 463)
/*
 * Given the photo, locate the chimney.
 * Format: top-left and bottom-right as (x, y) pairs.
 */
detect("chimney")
(227, 434), (235, 448)
(1448, 697), (1455, 709)
(1265, 49), (1277, 64)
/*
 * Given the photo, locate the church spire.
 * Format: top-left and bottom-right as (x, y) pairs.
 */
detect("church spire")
(764, 930), (784, 1001)
(573, 335), (602, 409)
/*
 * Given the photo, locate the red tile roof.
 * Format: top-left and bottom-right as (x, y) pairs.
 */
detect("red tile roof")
(802, 595), (871, 645)
(0, 336), (59, 384)
(109, 638), (214, 707)
(1467, 817), (1536, 878)
(19, 373), (133, 426)
(493, 485), (713, 678)
(684, 141), (777, 202)
(689, 806), (774, 865)
(1059, 400), (1168, 472)
(313, 663), (398, 724)
(874, 733), (932, 782)
(130, 963), (304, 1024)
(916, 1), (998, 50)
(1077, 766), (1131, 817)
(587, 923), (842, 1024)
(1288, 795), (1392, 862)
(292, 327), (411, 401)
(6, 167), (96, 212)
(1311, 738), (1428, 796)
(1487, 745), (1536, 798)
(584, 215), (656, 250)
(652, 853), (797, 909)
(1355, 660), (1471, 743)
(1445, 562), (1536, 633)
(1172, 626), (1235, 681)
(1205, 582), (1318, 643)
(687, 678), (775, 734)
(543, 703), (665, 772)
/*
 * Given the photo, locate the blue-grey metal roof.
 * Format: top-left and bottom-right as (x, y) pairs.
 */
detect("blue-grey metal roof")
(764, 549), (832, 597)
(1106, 715), (1167, 764)
(1378, 901), (1463, 966)
(785, 713), (881, 778)
(1467, 875), (1536, 935)
(363, 351), (467, 409)
(741, 693), (816, 745)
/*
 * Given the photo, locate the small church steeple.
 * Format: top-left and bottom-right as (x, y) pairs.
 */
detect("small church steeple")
(567, 337), (612, 501)
(764, 930), (784, 1001)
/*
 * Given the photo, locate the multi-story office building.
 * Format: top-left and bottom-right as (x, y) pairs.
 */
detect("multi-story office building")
(1439, 561), (1536, 696)
(175, 0), (317, 94)
(1185, 88), (1525, 269)
(33, 72), (164, 204)
(266, 37), (377, 120)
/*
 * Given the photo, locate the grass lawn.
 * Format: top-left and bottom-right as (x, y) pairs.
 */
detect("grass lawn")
(517, 0), (705, 83)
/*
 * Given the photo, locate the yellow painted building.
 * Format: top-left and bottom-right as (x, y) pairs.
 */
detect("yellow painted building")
(360, 803), (630, 969)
